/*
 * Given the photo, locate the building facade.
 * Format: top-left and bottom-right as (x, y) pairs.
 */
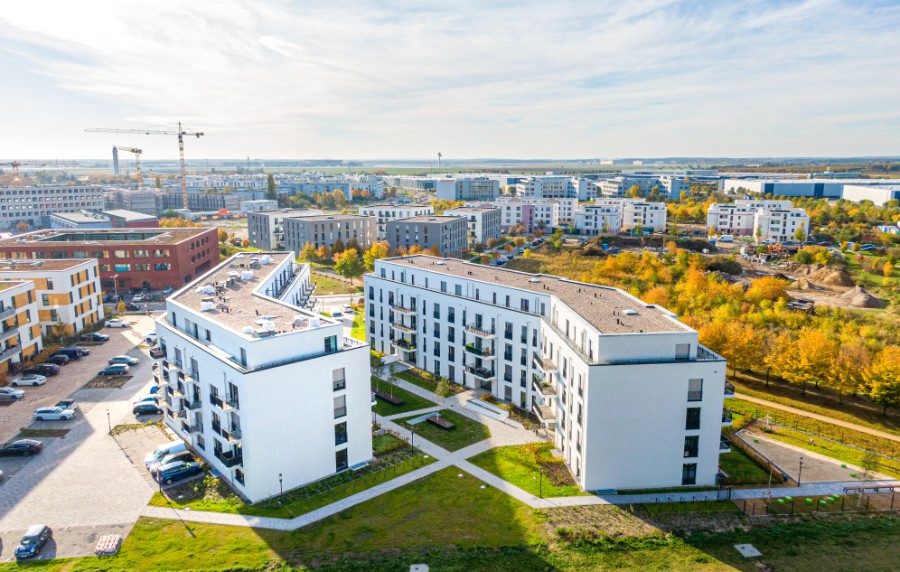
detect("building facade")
(282, 214), (376, 254)
(155, 251), (371, 503)
(0, 228), (218, 291)
(573, 204), (623, 236)
(359, 204), (435, 240)
(240, 200), (279, 213)
(0, 185), (106, 229)
(516, 177), (595, 201)
(365, 256), (728, 491)
(444, 207), (501, 245)
(385, 216), (467, 256)
(0, 280), (43, 376)
(247, 209), (324, 250)
(106, 190), (160, 216)
(160, 192), (244, 213)
(594, 198), (667, 232)
(0, 259), (104, 336)
(705, 200), (796, 237)
(435, 177), (500, 201)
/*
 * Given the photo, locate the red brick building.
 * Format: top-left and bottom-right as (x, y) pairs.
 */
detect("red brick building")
(0, 227), (217, 291)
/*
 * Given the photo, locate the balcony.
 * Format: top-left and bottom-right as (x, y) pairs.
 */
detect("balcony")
(161, 358), (169, 370)
(0, 345), (20, 363)
(720, 435), (731, 453)
(533, 353), (558, 373)
(464, 343), (495, 359)
(532, 402), (556, 423)
(184, 399), (202, 411)
(224, 395), (240, 410)
(532, 377), (557, 397)
(0, 325), (19, 342)
(214, 448), (243, 468)
(722, 409), (733, 426)
(390, 321), (416, 334)
(390, 304), (416, 316)
(724, 382), (735, 397)
(209, 395), (224, 409)
(211, 422), (222, 436)
(465, 323), (495, 338)
(0, 307), (17, 321)
(221, 427), (242, 443)
(149, 347), (166, 359)
(185, 371), (200, 384)
(392, 338), (417, 357)
(465, 364), (496, 380)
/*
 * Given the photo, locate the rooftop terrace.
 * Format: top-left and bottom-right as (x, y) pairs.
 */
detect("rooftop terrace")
(378, 255), (688, 335)
(0, 227), (211, 247)
(0, 259), (94, 271)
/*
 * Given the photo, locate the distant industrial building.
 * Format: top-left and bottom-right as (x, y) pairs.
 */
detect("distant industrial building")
(247, 209), (324, 250)
(0, 185), (105, 229)
(240, 200), (279, 213)
(444, 206), (501, 245)
(386, 216), (467, 256)
(359, 204), (434, 241)
(0, 227), (217, 291)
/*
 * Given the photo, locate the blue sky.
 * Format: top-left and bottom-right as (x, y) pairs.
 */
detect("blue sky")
(1, 0), (899, 160)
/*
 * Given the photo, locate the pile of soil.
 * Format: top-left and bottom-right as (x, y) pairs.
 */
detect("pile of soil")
(839, 286), (886, 308)
(790, 278), (822, 290)
(809, 266), (855, 287)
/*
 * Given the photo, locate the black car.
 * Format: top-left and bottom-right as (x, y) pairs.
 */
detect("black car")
(0, 439), (43, 457)
(133, 402), (162, 416)
(56, 399), (77, 410)
(24, 364), (60, 377)
(15, 525), (52, 559)
(51, 348), (83, 361)
(79, 332), (110, 343)
(124, 303), (141, 312)
(45, 354), (70, 366)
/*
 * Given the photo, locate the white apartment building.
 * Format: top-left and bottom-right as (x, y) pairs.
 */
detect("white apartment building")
(516, 177), (595, 201)
(573, 204), (623, 236)
(0, 185), (106, 229)
(435, 177), (500, 201)
(444, 206), (501, 245)
(595, 198), (667, 232)
(241, 200), (279, 213)
(155, 252), (372, 503)
(359, 204), (434, 241)
(0, 259), (104, 336)
(247, 209), (324, 250)
(492, 198), (559, 232)
(0, 280), (43, 377)
(706, 200), (795, 238)
(365, 256), (728, 491)
(754, 207), (810, 243)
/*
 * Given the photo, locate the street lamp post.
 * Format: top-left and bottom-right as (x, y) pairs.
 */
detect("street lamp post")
(798, 457), (804, 486)
(279, 473), (283, 496)
(106, 409), (111, 434)
(410, 426), (415, 453)
(112, 274), (119, 302)
(539, 466), (544, 499)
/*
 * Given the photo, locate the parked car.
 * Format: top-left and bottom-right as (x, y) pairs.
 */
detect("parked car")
(51, 347), (84, 361)
(45, 354), (71, 366)
(131, 294), (145, 303)
(76, 346), (90, 356)
(162, 286), (174, 295)
(11, 374), (46, 387)
(109, 355), (139, 366)
(154, 460), (203, 484)
(0, 439), (43, 457)
(145, 440), (186, 467)
(147, 450), (194, 473)
(14, 524), (53, 559)
(342, 305), (354, 314)
(55, 398), (77, 410)
(331, 311), (343, 319)
(0, 387), (25, 400)
(133, 402), (163, 416)
(98, 364), (129, 376)
(79, 332), (110, 343)
(24, 364), (60, 377)
(145, 332), (158, 344)
(133, 395), (158, 406)
(106, 318), (129, 328)
(33, 406), (76, 421)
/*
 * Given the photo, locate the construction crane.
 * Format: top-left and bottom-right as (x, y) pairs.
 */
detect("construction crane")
(7, 160), (50, 185)
(86, 122), (204, 209)
(111, 146), (144, 189)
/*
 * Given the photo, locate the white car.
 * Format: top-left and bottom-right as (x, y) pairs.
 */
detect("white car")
(33, 406), (76, 421)
(144, 332), (158, 344)
(106, 318), (130, 328)
(0, 387), (25, 399)
(12, 374), (46, 387)
(132, 294), (145, 303)
(109, 355), (139, 366)
(133, 395), (158, 406)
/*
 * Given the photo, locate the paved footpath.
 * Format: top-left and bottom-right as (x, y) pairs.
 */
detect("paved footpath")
(735, 392), (900, 444)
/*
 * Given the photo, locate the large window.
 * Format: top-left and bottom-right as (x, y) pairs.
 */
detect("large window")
(688, 379), (703, 402)
(685, 407), (701, 430)
(332, 368), (346, 391)
(334, 422), (348, 445)
(682, 463), (697, 485)
(684, 436), (699, 458)
(333, 395), (347, 418)
(336, 448), (348, 471)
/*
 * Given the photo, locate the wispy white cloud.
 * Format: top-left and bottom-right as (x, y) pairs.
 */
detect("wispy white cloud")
(1, 0), (899, 159)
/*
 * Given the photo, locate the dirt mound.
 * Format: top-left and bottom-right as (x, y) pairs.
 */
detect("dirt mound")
(839, 286), (885, 308)
(808, 266), (855, 287)
(790, 278), (822, 290)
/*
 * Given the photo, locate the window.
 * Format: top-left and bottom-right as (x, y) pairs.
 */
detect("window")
(504, 322), (513, 340)
(688, 379), (703, 401)
(334, 422), (348, 445)
(455, 284), (462, 296)
(336, 448), (348, 471)
(447, 307), (455, 324)
(433, 303), (440, 319)
(684, 436), (699, 458)
(447, 327), (455, 343)
(333, 395), (347, 418)
(682, 463), (697, 485)
(325, 335), (337, 353)
(433, 341), (440, 357)
(332, 368), (346, 391)
(686, 407), (701, 430)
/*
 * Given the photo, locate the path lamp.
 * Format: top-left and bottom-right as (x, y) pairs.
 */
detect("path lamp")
(107, 409), (111, 434)
(539, 466), (544, 499)
(798, 457), (804, 486)
(279, 473), (283, 496)
(410, 426), (415, 454)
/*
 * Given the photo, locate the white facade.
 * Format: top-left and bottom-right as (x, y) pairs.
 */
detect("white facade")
(365, 256), (727, 492)
(706, 200), (801, 239)
(436, 177), (500, 201)
(595, 198), (667, 232)
(241, 200), (279, 213)
(444, 207), (501, 245)
(842, 184), (900, 206)
(517, 177), (595, 201)
(491, 198), (559, 232)
(156, 252), (371, 503)
(0, 185), (106, 229)
(573, 205), (623, 236)
(754, 208), (810, 242)
(359, 204), (434, 240)
(0, 280), (43, 376)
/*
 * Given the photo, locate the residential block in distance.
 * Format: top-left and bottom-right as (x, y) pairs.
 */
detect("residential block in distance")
(282, 214), (376, 254)
(0, 258), (104, 336)
(155, 251), (371, 503)
(385, 216), (467, 256)
(0, 185), (105, 229)
(359, 203), (435, 241)
(444, 206), (501, 245)
(0, 280), (43, 376)
(247, 209), (324, 250)
(594, 198), (667, 232)
(706, 200), (809, 241)
(435, 177), (500, 201)
(365, 255), (728, 491)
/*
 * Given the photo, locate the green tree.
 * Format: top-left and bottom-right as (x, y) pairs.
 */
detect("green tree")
(299, 242), (318, 262)
(794, 226), (807, 243)
(333, 248), (364, 284)
(864, 346), (900, 415)
(332, 238), (346, 254)
(154, 176), (162, 189)
(266, 174), (277, 201)
(363, 242), (389, 271)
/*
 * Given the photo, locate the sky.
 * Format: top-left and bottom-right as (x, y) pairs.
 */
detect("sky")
(1, 0), (900, 161)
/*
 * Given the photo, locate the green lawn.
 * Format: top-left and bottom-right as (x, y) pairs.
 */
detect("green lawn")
(468, 443), (590, 497)
(394, 368), (467, 395)
(311, 270), (362, 295)
(351, 311), (366, 341)
(718, 447), (771, 485)
(148, 453), (435, 518)
(396, 409), (491, 452)
(371, 376), (438, 416)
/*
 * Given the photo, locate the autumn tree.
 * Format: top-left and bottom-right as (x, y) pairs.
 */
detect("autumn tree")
(299, 242), (318, 262)
(829, 340), (871, 403)
(217, 228), (228, 243)
(332, 238), (346, 254)
(864, 346), (900, 415)
(427, 244), (441, 256)
(317, 244), (332, 260)
(333, 248), (364, 284)
(791, 328), (838, 393)
(363, 242), (389, 271)
(745, 276), (789, 305)
(266, 174), (277, 201)
(241, 238), (250, 247)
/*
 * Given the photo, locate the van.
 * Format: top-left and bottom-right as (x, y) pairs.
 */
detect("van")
(144, 440), (186, 468)
(718, 235), (735, 243)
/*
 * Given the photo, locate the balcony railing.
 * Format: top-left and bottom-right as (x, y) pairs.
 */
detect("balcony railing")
(184, 399), (202, 411)
(0, 325), (19, 342)
(532, 402), (556, 422)
(533, 353), (558, 373)
(149, 347), (166, 359)
(0, 345), (20, 362)
(225, 395), (240, 410)
(210, 395), (224, 408)
(465, 323), (495, 338)
(221, 427), (242, 442)
(214, 449), (243, 468)
(211, 422), (222, 436)
(532, 377), (557, 397)
(390, 304), (416, 315)
(720, 435), (731, 452)
(722, 409), (733, 425)
(465, 364), (496, 380)
(390, 322), (416, 334)
(392, 338), (416, 351)
(464, 344), (494, 358)
(724, 382), (735, 396)
(0, 307), (17, 321)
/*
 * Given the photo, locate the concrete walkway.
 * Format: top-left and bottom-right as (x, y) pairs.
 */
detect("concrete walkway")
(735, 392), (900, 444)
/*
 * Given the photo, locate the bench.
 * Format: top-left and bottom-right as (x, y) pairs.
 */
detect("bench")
(843, 484), (900, 494)
(374, 390), (405, 406)
(427, 415), (455, 430)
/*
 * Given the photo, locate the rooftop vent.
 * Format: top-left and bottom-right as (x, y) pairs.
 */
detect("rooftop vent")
(528, 278), (540, 283)
(623, 309), (638, 316)
(434, 261), (447, 266)
(241, 270), (253, 280)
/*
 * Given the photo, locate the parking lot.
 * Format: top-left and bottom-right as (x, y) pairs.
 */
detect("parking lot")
(0, 313), (172, 562)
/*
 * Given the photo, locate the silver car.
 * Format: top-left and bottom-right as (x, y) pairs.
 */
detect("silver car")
(12, 374), (46, 387)
(33, 406), (76, 421)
